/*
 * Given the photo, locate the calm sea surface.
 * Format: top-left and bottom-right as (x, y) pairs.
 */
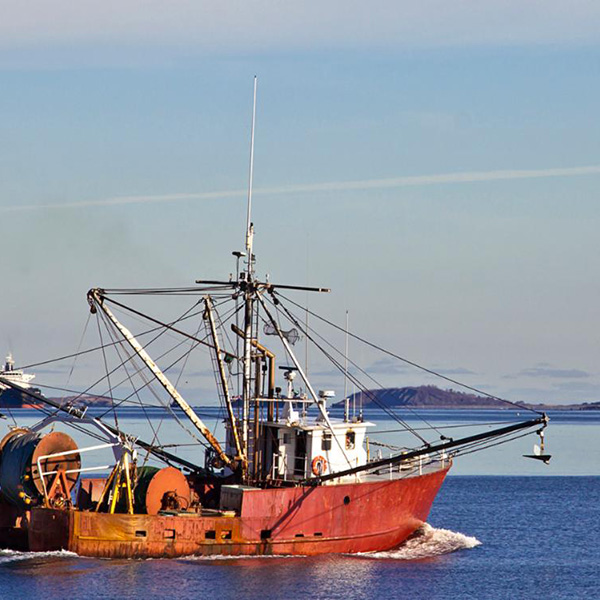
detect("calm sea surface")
(0, 410), (598, 599)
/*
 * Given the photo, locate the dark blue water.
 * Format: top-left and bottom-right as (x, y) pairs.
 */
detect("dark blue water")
(1, 476), (597, 600)
(11, 405), (600, 424)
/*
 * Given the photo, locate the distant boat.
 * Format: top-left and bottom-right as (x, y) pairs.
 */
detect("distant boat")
(0, 353), (42, 408)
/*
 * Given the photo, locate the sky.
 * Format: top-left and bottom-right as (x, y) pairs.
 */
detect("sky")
(1, 1), (600, 405)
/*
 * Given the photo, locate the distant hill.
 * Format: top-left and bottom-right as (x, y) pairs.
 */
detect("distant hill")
(43, 395), (114, 408)
(332, 385), (600, 411)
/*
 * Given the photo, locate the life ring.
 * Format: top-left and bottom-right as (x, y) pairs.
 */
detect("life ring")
(311, 455), (327, 476)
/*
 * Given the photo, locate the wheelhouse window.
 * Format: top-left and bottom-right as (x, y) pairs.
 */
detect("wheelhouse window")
(345, 430), (356, 450)
(322, 432), (332, 451)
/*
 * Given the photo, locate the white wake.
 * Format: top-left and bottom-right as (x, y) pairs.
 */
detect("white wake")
(0, 549), (78, 564)
(364, 523), (481, 560)
(0, 525), (479, 564)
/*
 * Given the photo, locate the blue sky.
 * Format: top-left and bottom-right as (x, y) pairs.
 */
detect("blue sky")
(1, 2), (600, 404)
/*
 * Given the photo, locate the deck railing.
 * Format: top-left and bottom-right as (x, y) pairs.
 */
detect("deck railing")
(36, 442), (120, 503)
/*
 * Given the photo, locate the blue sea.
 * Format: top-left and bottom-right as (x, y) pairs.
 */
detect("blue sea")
(0, 410), (598, 599)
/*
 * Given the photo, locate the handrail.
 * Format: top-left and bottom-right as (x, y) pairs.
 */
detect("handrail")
(36, 442), (119, 503)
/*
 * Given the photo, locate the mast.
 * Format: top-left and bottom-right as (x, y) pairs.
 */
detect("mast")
(245, 75), (257, 260)
(241, 76), (258, 474)
(204, 295), (246, 471)
(344, 310), (349, 402)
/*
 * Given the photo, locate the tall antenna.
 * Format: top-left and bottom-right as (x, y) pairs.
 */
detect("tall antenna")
(242, 76), (258, 477)
(344, 310), (349, 401)
(305, 233), (310, 376)
(245, 76), (258, 263)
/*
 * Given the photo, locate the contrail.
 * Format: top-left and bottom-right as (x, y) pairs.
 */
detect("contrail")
(2, 165), (600, 213)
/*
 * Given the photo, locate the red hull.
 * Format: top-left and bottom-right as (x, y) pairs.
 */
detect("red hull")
(29, 466), (450, 558)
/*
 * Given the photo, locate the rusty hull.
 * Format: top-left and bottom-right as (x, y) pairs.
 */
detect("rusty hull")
(29, 466), (449, 558)
(0, 501), (29, 551)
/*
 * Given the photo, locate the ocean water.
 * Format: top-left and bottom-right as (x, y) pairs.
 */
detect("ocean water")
(0, 410), (598, 599)
(0, 477), (598, 599)
(3, 407), (599, 476)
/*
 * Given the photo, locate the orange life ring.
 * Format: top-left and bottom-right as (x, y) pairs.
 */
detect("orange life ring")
(311, 455), (327, 476)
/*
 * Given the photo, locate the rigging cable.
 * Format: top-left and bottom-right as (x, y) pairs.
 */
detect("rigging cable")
(90, 297), (238, 452)
(96, 309), (119, 430)
(28, 297), (207, 427)
(277, 291), (543, 416)
(65, 312), (91, 389)
(449, 428), (538, 459)
(263, 294), (429, 445)
(91, 300), (239, 416)
(373, 419), (534, 434)
(100, 310), (163, 458)
(15, 293), (236, 374)
(271, 294), (447, 439)
(61, 297), (208, 411)
(101, 294), (232, 357)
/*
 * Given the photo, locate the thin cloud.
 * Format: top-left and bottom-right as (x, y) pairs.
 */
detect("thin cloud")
(552, 381), (600, 393)
(310, 367), (347, 378)
(0, 190), (242, 214)
(507, 381), (600, 404)
(434, 367), (476, 376)
(32, 365), (73, 375)
(504, 366), (591, 379)
(179, 369), (220, 378)
(367, 358), (412, 375)
(3, 164), (600, 213)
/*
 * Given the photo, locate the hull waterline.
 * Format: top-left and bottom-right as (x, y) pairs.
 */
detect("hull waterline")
(29, 467), (450, 558)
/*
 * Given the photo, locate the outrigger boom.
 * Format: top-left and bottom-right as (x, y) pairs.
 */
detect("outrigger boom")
(87, 288), (234, 470)
(0, 372), (205, 473)
(303, 414), (549, 485)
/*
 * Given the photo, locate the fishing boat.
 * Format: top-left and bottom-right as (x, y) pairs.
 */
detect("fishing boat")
(0, 80), (548, 558)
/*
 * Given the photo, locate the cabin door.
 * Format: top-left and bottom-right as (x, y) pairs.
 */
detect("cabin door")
(294, 431), (307, 477)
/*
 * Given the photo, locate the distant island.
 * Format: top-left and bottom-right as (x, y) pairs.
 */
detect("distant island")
(57, 395), (114, 408)
(0, 392), (114, 410)
(4, 386), (599, 412)
(332, 385), (600, 411)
